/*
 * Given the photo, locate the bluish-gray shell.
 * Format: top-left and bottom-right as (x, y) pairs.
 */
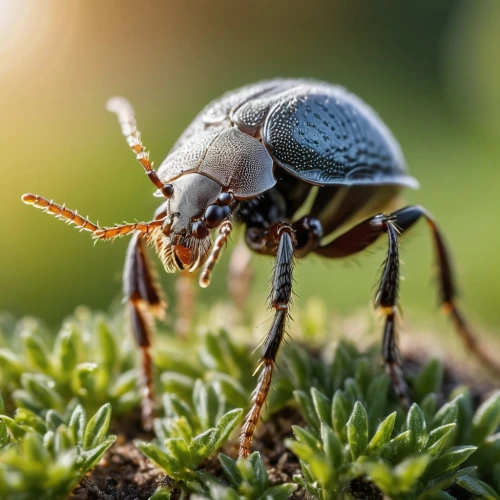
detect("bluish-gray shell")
(262, 83), (418, 187)
(157, 79), (418, 197)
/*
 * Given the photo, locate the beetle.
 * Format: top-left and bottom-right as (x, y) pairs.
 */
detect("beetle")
(22, 78), (500, 458)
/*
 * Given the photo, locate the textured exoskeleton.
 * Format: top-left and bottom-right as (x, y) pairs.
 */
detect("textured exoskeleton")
(22, 79), (500, 458)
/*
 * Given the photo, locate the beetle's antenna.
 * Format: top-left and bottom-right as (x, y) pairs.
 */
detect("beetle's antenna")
(22, 193), (164, 239)
(106, 97), (174, 199)
(199, 220), (232, 288)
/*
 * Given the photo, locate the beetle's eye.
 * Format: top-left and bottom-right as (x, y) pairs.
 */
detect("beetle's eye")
(192, 220), (209, 239)
(161, 184), (174, 198)
(217, 191), (234, 206)
(204, 205), (228, 228)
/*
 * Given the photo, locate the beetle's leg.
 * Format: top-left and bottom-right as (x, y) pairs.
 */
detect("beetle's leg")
(292, 216), (323, 258)
(175, 271), (197, 338)
(228, 241), (253, 309)
(22, 193), (164, 239)
(199, 220), (232, 288)
(389, 206), (500, 377)
(316, 205), (500, 381)
(107, 97), (173, 198)
(124, 232), (166, 429)
(239, 223), (296, 458)
(375, 220), (409, 408)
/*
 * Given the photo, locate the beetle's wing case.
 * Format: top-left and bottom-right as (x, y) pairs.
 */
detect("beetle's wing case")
(157, 80), (300, 198)
(261, 81), (419, 188)
(169, 79), (298, 153)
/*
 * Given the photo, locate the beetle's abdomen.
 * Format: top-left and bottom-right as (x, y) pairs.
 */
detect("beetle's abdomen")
(263, 85), (418, 188)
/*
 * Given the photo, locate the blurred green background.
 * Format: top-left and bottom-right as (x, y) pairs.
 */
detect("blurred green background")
(2, 0), (500, 339)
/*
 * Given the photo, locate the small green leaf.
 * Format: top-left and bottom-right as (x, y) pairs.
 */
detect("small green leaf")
(136, 441), (179, 474)
(0, 419), (10, 449)
(22, 330), (51, 373)
(456, 475), (500, 500)
(98, 321), (116, 372)
(54, 325), (79, 374)
(213, 408), (243, 448)
(165, 437), (191, 467)
(149, 486), (172, 500)
(407, 403), (426, 449)
(219, 453), (242, 488)
(259, 483), (298, 499)
(332, 390), (349, 442)
(311, 388), (331, 425)
(366, 411), (397, 456)
(83, 403), (112, 449)
(414, 359), (443, 401)
(471, 391), (500, 445)
(292, 425), (321, 451)
(14, 408), (46, 435)
(423, 424), (456, 456)
(294, 390), (320, 431)
(1, 415), (26, 440)
(189, 428), (217, 466)
(394, 453), (431, 489)
(69, 405), (86, 444)
(80, 435), (116, 470)
(422, 446), (477, 483)
(383, 430), (412, 463)
(248, 451), (268, 492)
(432, 396), (460, 429)
(347, 401), (368, 460)
(321, 422), (344, 468)
(365, 374), (389, 423)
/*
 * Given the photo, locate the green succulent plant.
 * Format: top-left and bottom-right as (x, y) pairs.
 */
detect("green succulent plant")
(136, 382), (244, 491)
(0, 396), (116, 500)
(286, 366), (500, 499)
(0, 307), (140, 417)
(0, 304), (499, 499)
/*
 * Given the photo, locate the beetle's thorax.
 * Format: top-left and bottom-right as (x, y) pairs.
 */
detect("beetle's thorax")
(149, 173), (231, 273)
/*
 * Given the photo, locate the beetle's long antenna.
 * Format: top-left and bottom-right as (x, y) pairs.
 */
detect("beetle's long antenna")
(106, 97), (173, 198)
(22, 193), (164, 240)
(199, 220), (232, 288)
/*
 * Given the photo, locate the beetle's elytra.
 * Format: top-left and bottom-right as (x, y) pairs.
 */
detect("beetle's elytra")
(22, 79), (500, 457)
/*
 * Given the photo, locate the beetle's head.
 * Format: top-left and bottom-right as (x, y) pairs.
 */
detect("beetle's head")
(150, 173), (233, 272)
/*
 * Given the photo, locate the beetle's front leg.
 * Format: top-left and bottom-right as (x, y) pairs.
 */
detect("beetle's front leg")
(239, 223), (296, 458)
(124, 232), (166, 430)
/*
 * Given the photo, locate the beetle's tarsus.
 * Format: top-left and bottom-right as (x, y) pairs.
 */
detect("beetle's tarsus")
(239, 359), (274, 459)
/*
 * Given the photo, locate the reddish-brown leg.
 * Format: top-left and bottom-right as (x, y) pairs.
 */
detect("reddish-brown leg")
(124, 232), (166, 429)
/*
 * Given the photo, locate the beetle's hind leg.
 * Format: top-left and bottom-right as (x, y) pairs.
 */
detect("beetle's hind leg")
(239, 223), (296, 458)
(390, 206), (500, 377)
(124, 232), (166, 429)
(315, 205), (500, 397)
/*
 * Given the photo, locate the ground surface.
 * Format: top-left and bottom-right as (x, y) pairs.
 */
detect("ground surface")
(70, 354), (494, 500)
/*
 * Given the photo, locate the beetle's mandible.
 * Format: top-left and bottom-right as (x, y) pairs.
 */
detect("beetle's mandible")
(22, 79), (500, 458)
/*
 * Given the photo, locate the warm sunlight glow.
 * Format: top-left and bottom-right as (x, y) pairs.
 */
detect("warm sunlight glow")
(0, 0), (78, 77)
